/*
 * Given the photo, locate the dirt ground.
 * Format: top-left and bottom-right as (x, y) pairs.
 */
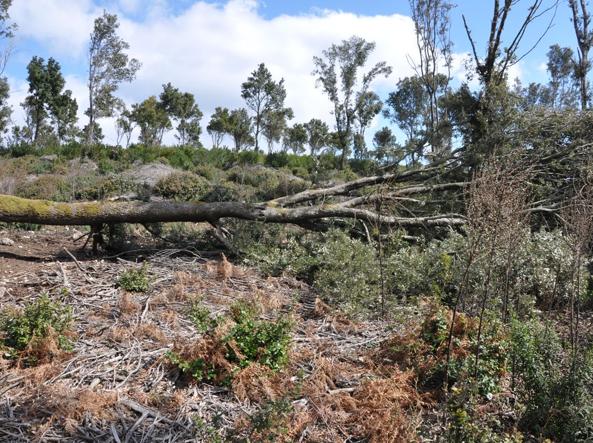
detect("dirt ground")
(0, 227), (426, 442)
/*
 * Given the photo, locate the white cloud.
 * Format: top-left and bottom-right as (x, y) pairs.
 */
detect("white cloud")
(10, 0), (98, 58)
(8, 0), (427, 146)
(117, 0), (142, 15)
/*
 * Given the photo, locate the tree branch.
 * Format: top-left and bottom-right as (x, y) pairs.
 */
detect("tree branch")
(0, 194), (466, 228)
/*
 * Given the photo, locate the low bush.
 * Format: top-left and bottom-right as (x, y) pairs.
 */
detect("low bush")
(226, 307), (292, 371)
(265, 152), (315, 173)
(241, 398), (294, 441)
(15, 175), (72, 201)
(73, 175), (140, 201)
(187, 300), (218, 333)
(0, 294), (73, 365)
(237, 150), (265, 165)
(226, 165), (309, 200)
(118, 264), (150, 293)
(154, 171), (212, 201)
(167, 299), (292, 385)
(193, 163), (225, 181)
(379, 303), (509, 396)
(203, 180), (252, 202)
(511, 319), (593, 441)
(242, 228), (381, 316)
(313, 230), (380, 316)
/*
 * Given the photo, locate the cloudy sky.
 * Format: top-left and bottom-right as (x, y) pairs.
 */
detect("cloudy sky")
(2, 0), (574, 146)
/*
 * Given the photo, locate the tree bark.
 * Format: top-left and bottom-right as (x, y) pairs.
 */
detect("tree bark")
(0, 194), (465, 228)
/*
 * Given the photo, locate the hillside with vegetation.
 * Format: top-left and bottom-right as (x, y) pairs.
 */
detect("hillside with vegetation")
(1, 0), (593, 442)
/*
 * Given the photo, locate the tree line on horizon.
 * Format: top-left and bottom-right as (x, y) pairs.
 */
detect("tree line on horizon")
(0, 0), (590, 170)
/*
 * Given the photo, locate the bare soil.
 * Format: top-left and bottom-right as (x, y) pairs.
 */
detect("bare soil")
(0, 228), (424, 442)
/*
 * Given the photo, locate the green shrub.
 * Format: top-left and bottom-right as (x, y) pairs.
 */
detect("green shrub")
(264, 152), (291, 168)
(226, 165), (309, 200)
(386, 237), (455, 303)
(154, 171), (212, 201)
(195, 147), (237, 169)
(313, 230), (380, 316)
(187, 300), (218, 333)
(265, 152), (314, 173)
(527, 230), (587, 309)
(243, 398), (294, 441)
(8, 143), (37, 157)
(15, 175), (72, 201)
(237, 150), (265, 165)
(167, 351), (219, 383)
(165, 146), (200, 170)
(0, 222), (42, 231)
(313, 167), (359, 185)
(193, 163), (225, 181)
(203, 180), (252, 202)
(242, 234), (318, 279)
(349, 158), (378, 175)
(511, 319), (593, 441)
(241, 227), (385, 317)
(226, 312), (292, 371)
(168, 299), (292, 384)
(384, 229), (586, 315)
(74, 175), (139, 201)
(0, 294), (73, 361)
(118, 264), (150, 292)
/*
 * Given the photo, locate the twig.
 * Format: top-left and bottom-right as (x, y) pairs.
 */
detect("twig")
(62, 248), (95, 283)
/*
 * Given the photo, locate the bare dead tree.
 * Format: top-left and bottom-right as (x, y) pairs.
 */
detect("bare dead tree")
(442, 153), (532, 387)
(568, 0), (592, 109)
(561, 176), (593, 355)
(463, 0), (558, 88)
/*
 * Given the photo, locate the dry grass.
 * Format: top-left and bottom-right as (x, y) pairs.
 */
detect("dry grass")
(135, 322), (166, 343)
(1, 231), (425, 441)
(37, 384), (118, 422)
(217, 253), (234, 281)
(350, 371), (422, 442)
(232, 363), (283, 402)
(119, 292), (141, 315)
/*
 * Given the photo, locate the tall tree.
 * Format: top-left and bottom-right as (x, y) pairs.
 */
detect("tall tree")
(130, 96), (171, 146)
(384, 76), (432, 164)
(372, 126), (399, 164)
(228, 108), (253, 152)
(261, 107), (293, 153)
(282, 123), (308, 154)
(460, 0), (558, 162)
(568, 0), (592, 109)
(0, 0), (14, 139)
(241, 63), (288, 152)
(0, 0), (15, 73)
(116, 106), (135, 148)
(0, 73), (10, 137)
(86, 12), (141, 147)
(409, 0), (454, 153)
(313, 36), (392, 169)
(159, 83), (203, 146)
(353, 91), (382, 159)
(518, 45), (579, 110)
(304, 118), (329, 155)
(23, 57), (76, 144)
(207, 107), (231, 149)
(23, 56), (51, 143)
(51, 90), (78, 143)
(464, 0), (557, 90)
(546, 44), (579, 109)
(82, 121), (104, 144)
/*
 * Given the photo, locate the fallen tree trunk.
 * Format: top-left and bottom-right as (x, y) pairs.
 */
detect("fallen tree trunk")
(0, 194), (465, 227)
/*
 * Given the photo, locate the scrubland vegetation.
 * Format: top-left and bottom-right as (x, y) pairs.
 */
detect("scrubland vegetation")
(1, 0), (593, 441)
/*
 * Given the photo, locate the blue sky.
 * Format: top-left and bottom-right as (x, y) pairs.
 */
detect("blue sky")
(2, 0), (577, 145)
